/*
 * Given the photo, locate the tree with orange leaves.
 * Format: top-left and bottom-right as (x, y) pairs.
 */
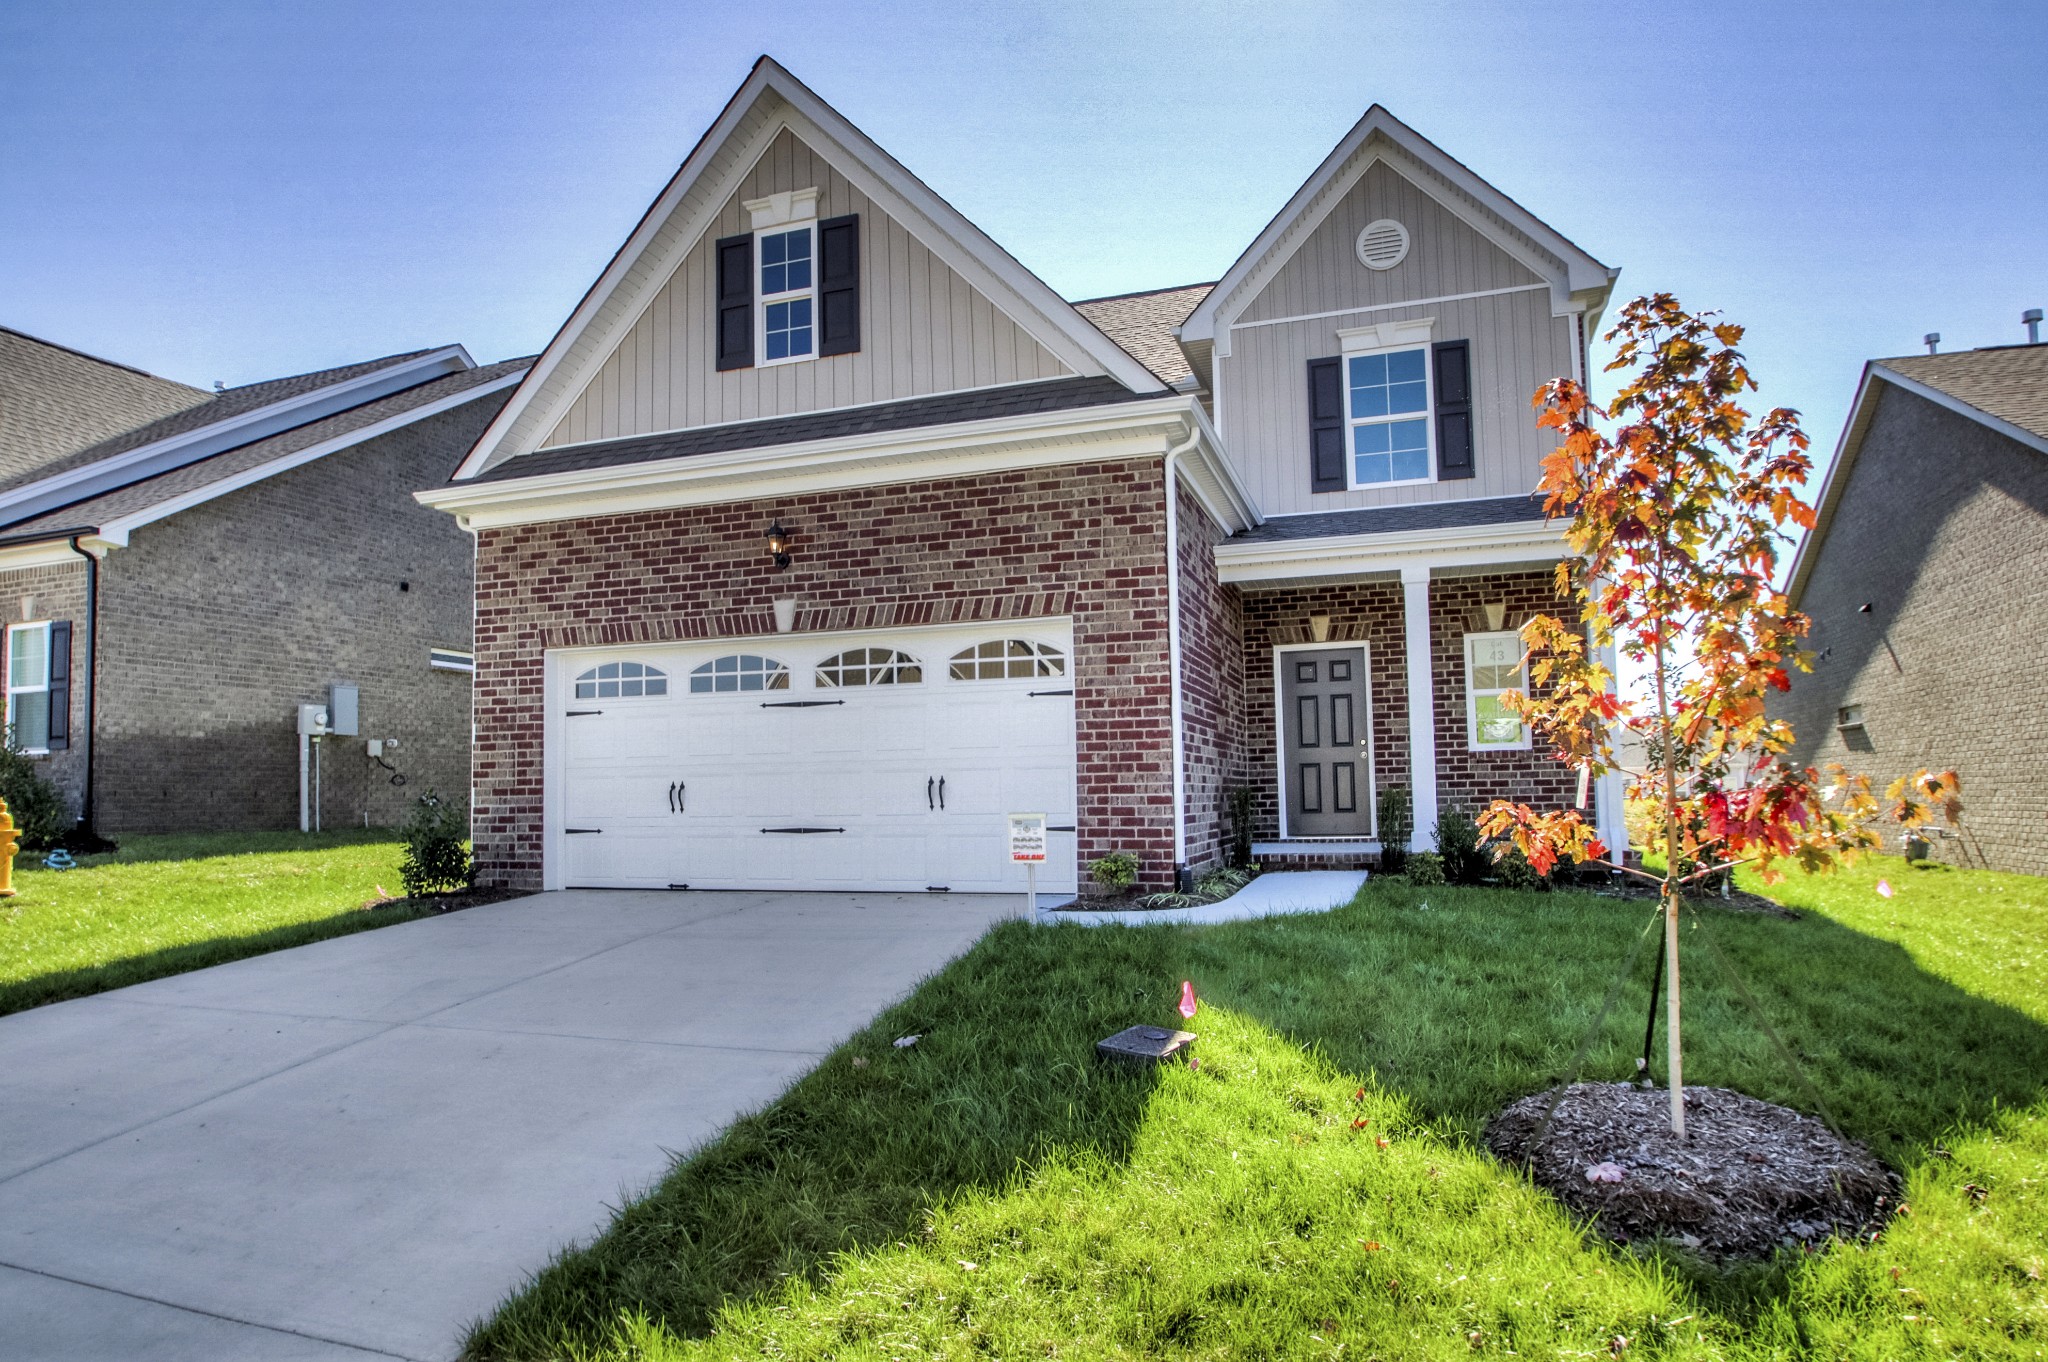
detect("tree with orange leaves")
(1478, 294), (1959, 1138)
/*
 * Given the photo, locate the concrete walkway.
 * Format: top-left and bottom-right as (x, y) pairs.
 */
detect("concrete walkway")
(1039, 869), (1368, 927)
(0, 889), (1022, 1362)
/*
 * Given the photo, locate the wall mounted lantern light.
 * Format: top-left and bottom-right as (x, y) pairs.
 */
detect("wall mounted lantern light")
(764, 520), (793, 571)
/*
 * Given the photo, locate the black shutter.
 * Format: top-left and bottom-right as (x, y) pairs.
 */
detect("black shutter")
(715, 233), (754, 371)
(817, 214), (861, 357)
(1307, 357), (1345, 493)
(1433, 339), (1474, 480)
(47, 620), (70, 751)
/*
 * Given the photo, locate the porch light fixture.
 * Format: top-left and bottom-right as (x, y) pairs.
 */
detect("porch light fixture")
(764, 520), (793, 571)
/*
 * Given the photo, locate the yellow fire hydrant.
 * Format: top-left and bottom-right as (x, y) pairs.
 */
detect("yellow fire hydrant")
(0, 796), (18, 897)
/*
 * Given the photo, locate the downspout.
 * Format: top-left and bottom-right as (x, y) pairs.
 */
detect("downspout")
(65, 537), (98, 835)
(1162, 420), (1201, 891)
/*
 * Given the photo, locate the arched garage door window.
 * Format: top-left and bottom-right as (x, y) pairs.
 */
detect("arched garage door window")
(815, 648), (922, 688)
(573, 661), (668, 699)
(688, 654), (790, 693)
(947, 639), (1066, 681)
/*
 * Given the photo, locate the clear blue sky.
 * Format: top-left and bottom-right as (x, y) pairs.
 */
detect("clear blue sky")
(4, 0), (2043, 468)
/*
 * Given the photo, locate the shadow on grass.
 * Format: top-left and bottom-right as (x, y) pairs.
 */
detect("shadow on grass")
(466, 878), (2048, 1359)
(58, 827), (402, 869)
(0, 899), (437, 1017)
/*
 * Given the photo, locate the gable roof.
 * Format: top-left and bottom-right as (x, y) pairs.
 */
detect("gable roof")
(1072, 284), (1214, 387)
(1786, 343), (2048, 605)
(0, 327), (212, 485)
(458, 56), (1166, 481)
(0, 359), (529, 547)
(1179, 105), (1616, 353)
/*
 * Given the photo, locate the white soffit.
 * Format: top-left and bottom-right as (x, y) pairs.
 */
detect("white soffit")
(459, 57), (1165, 482)
(1180, 106), (1617, 354)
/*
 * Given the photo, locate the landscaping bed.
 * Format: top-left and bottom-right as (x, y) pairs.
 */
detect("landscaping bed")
(467, 857), (2048, 1361)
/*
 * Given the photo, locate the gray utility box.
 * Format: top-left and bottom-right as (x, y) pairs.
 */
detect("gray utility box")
(327, 684), (359, 737)
(1097, 1025), (1196, 1067)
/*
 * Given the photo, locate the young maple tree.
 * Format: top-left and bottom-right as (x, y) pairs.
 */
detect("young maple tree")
(1478, 294), (1959, 1137)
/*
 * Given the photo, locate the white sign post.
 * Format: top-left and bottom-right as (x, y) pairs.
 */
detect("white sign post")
(1007, 812), (1047, 916)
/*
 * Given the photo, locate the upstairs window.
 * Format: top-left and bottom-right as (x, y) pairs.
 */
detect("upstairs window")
(1347, 346), (1432, 486)
(689, 654), (790, 693)
(757, 225), (814, 364)
(1464, 631), (1529, 750)
(574, 660), (668, 700)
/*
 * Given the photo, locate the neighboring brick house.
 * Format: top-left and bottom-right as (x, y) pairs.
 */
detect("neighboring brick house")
(421, 57), (1627, 895)
(0, 334), (529, 833)
(1779, 341), (2048, 874)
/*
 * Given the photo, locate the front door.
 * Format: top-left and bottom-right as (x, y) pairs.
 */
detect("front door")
(1280, 646), (1372, 837)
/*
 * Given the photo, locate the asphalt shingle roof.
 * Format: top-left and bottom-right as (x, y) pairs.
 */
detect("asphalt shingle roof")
(0, 348), (444, 498)
(1072, 284), (1213, 387)
(1878, 344), (2048, 444)
(1230, 493), (1551, 543)
(474, 376), (1159, 484)
(1, 359), (530, 538)
(0, 328), (212, 486)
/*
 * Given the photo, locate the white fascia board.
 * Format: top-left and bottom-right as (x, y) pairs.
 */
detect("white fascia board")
(422, 397), (1223, 532)
(0, 345), (475, 526)
(1214, 518), (1570, 584)
(1182, 106), (1615, 349)
(90, 368), (528, 548)
(0, 538), (111, 572)
(457, 58), (1162, 482)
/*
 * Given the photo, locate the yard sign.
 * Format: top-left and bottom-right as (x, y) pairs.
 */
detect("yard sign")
(1007, 812), (1047, 914)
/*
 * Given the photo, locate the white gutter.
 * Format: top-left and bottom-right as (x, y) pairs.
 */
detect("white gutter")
(1161, 419), (1202, 884)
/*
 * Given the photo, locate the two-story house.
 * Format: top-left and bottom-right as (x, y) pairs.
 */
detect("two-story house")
(420, 58), (1626, 895)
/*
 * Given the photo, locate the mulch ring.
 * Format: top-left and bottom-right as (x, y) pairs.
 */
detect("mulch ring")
(1485, 1082), (1900, 1260)
(1592, 879), (1797, 918)
(359, 887), (527, 915)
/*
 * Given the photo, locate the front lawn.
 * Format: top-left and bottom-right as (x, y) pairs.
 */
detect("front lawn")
(470, 857), (2047, 1360)
(0, 829), (432, 1016)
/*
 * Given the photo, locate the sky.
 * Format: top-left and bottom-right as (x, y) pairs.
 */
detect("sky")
(3, 0), (2044, 477)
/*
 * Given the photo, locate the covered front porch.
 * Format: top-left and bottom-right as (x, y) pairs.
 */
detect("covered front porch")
(1209, 497), (1628, 868)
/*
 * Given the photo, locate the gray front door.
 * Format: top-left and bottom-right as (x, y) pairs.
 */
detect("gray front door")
(1281, 647), (1371, 837)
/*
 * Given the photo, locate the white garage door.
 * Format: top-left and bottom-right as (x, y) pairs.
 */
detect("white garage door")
(552, 621), (1077, 894)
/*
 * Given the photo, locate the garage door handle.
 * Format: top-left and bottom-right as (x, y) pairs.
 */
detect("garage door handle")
(938, 776), (946, 809)
(677, 781), (685, 813)
(761, 826), (846, 834)
(927, 777), (935, 810)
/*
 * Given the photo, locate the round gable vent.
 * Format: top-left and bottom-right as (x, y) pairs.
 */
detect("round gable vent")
(1356, 218), (1410, 271)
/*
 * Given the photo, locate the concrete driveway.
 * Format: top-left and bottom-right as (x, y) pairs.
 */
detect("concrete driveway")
(0, 889), (1022, 1361)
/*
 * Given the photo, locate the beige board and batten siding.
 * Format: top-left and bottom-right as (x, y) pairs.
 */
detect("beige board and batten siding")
(543, 128), (1073, 448)
(1218, 159), (1579, 516)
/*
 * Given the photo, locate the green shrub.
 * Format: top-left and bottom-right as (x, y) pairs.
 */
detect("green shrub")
(1434, 806), (1487, 885)
(1375, 784), (1412, 875)
(0, 746), (72, 850)
(1089, 851), (1139, 892)
(1491, 846), (1541, 891)
(1405, 851), (1445, 886)
(399, 791), (474, 898)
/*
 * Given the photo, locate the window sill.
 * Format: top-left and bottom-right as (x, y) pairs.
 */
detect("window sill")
(757, 352), (817, 369)
(1339, 473), (1437, 493)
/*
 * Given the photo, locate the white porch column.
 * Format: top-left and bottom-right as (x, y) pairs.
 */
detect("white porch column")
(1400, 565), (1439, 851)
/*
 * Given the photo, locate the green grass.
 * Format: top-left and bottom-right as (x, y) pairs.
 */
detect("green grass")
(0, 829), (429, 1015)
(469, 856), (2048, 1360)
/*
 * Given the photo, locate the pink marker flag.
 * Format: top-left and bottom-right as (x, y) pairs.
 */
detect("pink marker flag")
(1876, 879), (1894, 899)
(1178, 980), (1198, 1019)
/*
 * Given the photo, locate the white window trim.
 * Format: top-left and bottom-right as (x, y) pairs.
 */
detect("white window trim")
(1270, 641), (1377, 841)
(754, 217), (819, 369)
(6, 620), (51, 755)
(1338, 318), (1435, 492)
(1464, 630), (1531, 752)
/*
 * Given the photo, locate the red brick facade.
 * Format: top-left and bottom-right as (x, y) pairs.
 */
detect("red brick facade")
(1173, 480), (1244, 874)
(472, 457), (1181, 891)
